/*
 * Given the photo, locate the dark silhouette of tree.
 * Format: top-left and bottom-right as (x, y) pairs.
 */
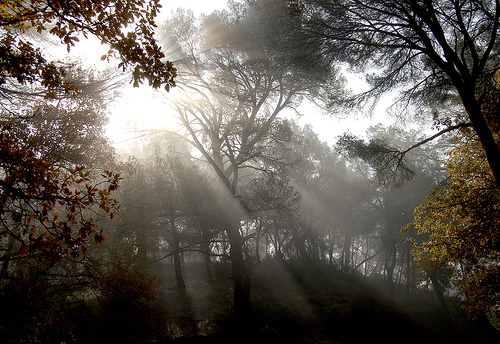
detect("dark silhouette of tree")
(0, 1), (179, 338)
(281, 123), (373, 268)
(267, 0), (500, 185)
(157, 8), (343, 324)
(337, 125), (443, 291)
(1, 69), (118, 168)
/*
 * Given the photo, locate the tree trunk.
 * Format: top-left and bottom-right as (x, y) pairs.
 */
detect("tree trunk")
(170, 222), (185, 290)
(406, 243), (414, 295)
(291, 221), (309, 261)
(461, 89), (500, 186)
(0, 237), (14, 283)
(204, 252), (213, 284)
(328, 230), (335, 266)
(342, 231), (353, 272)
(201, 226), (213, 283)
(428, 270), (452, 323)
(226, 221), (252, 325)
(173, 247), (185, 290)
(385, 240), (396, 295)
(255, 220), (261, 263)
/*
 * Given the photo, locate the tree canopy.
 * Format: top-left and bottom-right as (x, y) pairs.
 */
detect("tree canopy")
(0, 0), (176, 302)
(2, 1), (500, 342)
(0, 0), (176, 98)
(409, 98), (500, 319)
(272, 0), (500, 185)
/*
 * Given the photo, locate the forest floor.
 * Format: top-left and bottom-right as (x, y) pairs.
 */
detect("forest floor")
(151, 259), (500, 344)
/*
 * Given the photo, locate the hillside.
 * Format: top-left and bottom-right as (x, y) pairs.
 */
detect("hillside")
(152, 259), (500, 344)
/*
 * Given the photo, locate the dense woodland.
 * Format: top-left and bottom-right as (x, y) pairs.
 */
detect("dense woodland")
(1, 1), (500, 343)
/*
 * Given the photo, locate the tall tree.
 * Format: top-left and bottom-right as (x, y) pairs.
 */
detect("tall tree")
(1, 68), (117, 168)
(158, 9), (342, 322)
(409, 104), (500, 319)
(337, 125), (444, 290)
(285, 123), (375, 268)
(0, 136), (120, 264)
(0, 2), (176, 337)
(268, 0), (500, 185)
(0, 0), (181, 269)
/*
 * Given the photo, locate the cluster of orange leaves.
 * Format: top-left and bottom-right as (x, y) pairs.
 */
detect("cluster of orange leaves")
(0, 0), (176, 95)
(407, 96), (500, 317)
(0, 124), (121, 262)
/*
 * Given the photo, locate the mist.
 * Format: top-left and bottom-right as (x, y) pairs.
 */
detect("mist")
(1, 1), (500, 344)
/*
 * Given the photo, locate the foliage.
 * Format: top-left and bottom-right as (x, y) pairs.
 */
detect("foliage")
(94, 265), (168, 344)
(0, 0), (176, 97)
(296, 0), (500, 107)
(0, 4), (179, 337)
(112, 141), (220, 259)
(0, 65), (121, 342)
(0, 259), (168, 343)
(0, 271), (77, 342)
(0, 0), (180, 276)
(281, 0), (500, 185)
(0, 72), (117, 167)
(241, 0), (342, 106)
(0, 124), (120, 267)
(409, 123), (500, 318)
(158, 7), (342, 319)
(336, 134), (415, 187)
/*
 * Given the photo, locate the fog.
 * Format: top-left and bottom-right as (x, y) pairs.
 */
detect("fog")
(2, 1), (500, 344)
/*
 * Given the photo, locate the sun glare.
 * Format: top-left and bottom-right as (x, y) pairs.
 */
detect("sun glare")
(106, 86), (183, 149)
(104, 0), (230, 150)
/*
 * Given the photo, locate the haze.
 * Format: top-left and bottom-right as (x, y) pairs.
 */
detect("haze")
(1, 1), (499, 344)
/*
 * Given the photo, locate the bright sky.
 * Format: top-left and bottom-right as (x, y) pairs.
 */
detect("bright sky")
(105, 0), (232, 150)
(161, 0), (230, 16)
(69, 0), (395, 151)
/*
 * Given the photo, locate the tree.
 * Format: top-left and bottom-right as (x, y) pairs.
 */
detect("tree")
(0, 0), (180, 275)
(336, 125), (444, 292)
(409, 121), (500, 319)
(0, 123), (120, 277)
(1, 68), (118, 168)
(0, 0), (176, 99)
(158, 8), (341, 323)
(0, 65), (122, 280)
(241, 146), (302, 261)
(0, 116), (120, 341)
(0, 0), (178, 266)
(276, 0), (500, 185)
(147, 142), (220, 289)
(284, 123), (375, 268)
(111, 137), (224, 290)
(0, 1), (176, 337)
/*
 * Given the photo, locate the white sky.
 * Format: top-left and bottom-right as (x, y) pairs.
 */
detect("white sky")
(105, 0), (233, 150)
(67, 0), (395, 151)
(161, 0), (230, 16)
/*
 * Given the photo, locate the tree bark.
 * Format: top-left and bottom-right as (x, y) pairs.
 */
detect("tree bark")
(201, 226), (214, 283)
(170, 221), (185, 290)
(291, 220), (309, 261)
(226, 219), (252, 325)
(204, 252), (213, 284)
(385, 241), (397, 295)
(428, 270), (452, 323)
(228, 234), (252, 323)
(255, 220), (262, 263)
(462, 94), (500, 186)
(328, 230), (336, 266)
(0, 237), (14, 284)
(342, 231), (353, 272)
